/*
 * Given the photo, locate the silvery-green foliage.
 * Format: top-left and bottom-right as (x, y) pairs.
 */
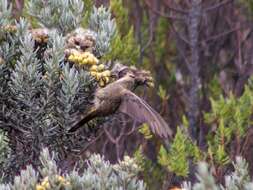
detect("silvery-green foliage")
(221, 157), (251, 190)
(0, 165), (38, 190)
(182, 182), (192, 190)
(39, 148), (59, 178)
(27, 0), (84, 34)
(15, 18), (29, 38)
(58, 64), (80, 127)
(0, 148), (146, 190)
(89, 6), (116, 57)
(0, 0), (124, 183)
(0, 185), (9, 190)
(10, 34), (42, 103)
(47, 30), (65, 61)
(0, 0), (12, 26)
(11, 166), (38, 190)
(6, 33), (44, 176)
(1, 24), (94, 179)
(42, 31), (65, 125)
(0, 133), (9, 174)
(69, 154), (146, 190)
(244, 183), (253, 190)
(182, 157), (253, 190)
(193, 162), (220, 190)
(181, 162), (218, 190)
(0, 19), (29, 63)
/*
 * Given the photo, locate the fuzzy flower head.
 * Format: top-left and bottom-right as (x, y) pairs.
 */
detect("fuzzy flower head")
(114, 155), (141, 174)
(89, 64), (112, 87)
(36, 175), (70, 190)
(30, 28), (49, 44)
(66, 28), (97, 53)
(2, 24), (17, 33)
(68, 51), (99, 66)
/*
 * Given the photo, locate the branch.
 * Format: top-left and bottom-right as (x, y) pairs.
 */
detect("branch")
(171, 23), (190, 45)
(125, 121), (138, 136)
(205, 27), (241, 43)
(171, 25), (191, 68)
(144, 0), (185, 20)
(205, 0), (233, 12)
(78, 130), (105, 155)
(162, 0), (189, 14)
(141, 9), (155, 53)
(103, 125), (117, 144)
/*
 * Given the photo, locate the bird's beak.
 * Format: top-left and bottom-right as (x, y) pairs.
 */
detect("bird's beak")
(145, 77), (154, 88)
(146, 81), (155, 88)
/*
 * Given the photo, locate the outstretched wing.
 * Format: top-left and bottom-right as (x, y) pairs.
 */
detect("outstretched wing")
(118, 90), (172, 138)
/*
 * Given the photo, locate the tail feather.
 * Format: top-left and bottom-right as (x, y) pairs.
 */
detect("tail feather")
(68, 109), (97, 132)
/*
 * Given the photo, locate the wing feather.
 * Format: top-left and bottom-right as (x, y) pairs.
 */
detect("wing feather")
(118, 90), (172, 138)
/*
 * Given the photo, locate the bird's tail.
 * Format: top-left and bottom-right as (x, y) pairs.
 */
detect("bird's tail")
(68, 108), (98, 133)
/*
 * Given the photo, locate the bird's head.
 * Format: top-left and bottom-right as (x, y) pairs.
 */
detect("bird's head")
(111, 63), (154, 87)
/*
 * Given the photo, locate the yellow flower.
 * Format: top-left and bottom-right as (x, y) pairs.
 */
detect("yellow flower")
(85, 52), (98, 65)
(92, 56), (99, 64)
(90, 65), (98, 71)
(97, 64), (105, 71)
(56, 175), (71, 186)
(90, 71), (97, 77)
(41, 177), (50, 189)
(36, 185), (46, 190)
(96, 73), (102, 80)
(99, 79), (105, 87)
(3, 24), (17, 33)
(77, 56), (83, 63)
(85, 57), (92, 65)
(81, 59), (88, 65)
(105, 76), (110, 83)
(56, 175), (65, 183)
(101, 70), (111, 77)
(67, 51), (99, 65)
(102, 76), (110, 84)
(68, 54), (75, 62)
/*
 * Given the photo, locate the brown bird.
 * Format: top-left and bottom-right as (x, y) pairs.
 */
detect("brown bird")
(68, 65), (172, 138)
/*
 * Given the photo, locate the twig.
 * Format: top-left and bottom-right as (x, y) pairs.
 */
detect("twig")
(205, 0), (233, 12)
(144, 0), (184, 20)
(78, 130), (105, 155)
(103, 125), (117, 144)
(205, 27), (241, 43)
(171, 23), (191, 45)
(125, 121), (138, 136)
(141, 8), (155, 53)
(162, 0), (189, 14)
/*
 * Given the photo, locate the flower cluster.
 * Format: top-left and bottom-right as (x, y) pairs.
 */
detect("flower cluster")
(114, 155), (140, 174)
(36, 175), (70, 190)
(1, 24), (17, 33)
(67, 50), (112, 87)
(89, 64), (112, 87)
(31, 28), (49, 44)
(68, 51), (99, 66)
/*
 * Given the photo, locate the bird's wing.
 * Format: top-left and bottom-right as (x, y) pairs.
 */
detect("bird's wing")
(118, 90), (172, 138)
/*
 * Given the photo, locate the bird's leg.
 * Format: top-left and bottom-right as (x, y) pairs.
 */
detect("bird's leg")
(103, 125), (117, 144)
(126, 120), (138, 136)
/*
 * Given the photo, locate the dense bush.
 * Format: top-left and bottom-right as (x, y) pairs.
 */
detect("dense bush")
(0, 0), (120, 181)
(0, 148), (145, 190)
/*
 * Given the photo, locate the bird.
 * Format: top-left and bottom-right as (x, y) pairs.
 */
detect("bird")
(68, 64), (172, 138)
